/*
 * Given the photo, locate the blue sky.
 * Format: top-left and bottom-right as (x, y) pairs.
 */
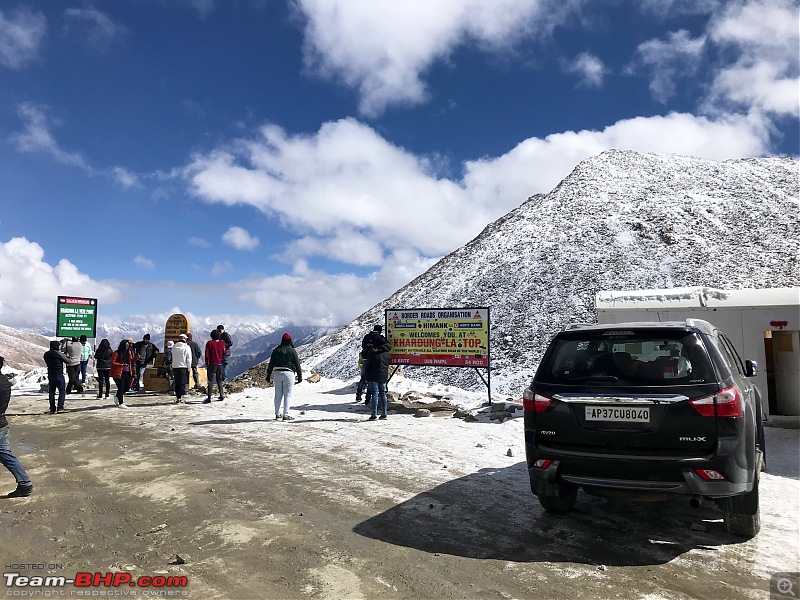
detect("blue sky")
(0, 0), (797, 332)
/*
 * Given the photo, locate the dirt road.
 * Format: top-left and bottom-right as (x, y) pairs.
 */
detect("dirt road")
(1, 386), (798, 599)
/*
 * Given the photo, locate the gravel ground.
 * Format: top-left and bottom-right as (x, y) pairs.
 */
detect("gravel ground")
(1, 380), (798, 600)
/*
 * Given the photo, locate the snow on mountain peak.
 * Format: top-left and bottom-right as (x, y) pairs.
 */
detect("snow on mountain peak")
(300, 150), (800, 397)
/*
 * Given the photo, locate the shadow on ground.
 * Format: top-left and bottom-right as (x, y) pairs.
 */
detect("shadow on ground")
(354, 463), (743, 567)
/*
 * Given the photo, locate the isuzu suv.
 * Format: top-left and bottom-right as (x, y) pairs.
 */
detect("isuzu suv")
(523, 319), (765, 538)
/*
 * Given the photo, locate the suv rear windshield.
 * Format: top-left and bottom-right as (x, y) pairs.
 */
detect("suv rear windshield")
(536, 329), (717, 386)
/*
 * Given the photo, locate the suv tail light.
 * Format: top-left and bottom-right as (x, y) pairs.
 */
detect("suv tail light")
(523, 389), (552, 413)
(689, 385), (744, 417)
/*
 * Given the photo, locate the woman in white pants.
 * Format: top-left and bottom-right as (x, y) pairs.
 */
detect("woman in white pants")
(266, 333), (303, 421)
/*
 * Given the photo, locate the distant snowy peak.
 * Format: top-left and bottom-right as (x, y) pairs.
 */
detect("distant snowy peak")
(301, 150), (800, 397)
(31, 319), (287, 348)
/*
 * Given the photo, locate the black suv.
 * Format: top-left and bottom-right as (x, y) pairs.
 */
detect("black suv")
(523, 319), (765, 537)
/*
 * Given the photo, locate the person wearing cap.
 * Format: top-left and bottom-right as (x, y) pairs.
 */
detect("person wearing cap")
(43, 340), (69, 413)
(0, 356), (33, 497)
(216, 325), (233, 381)
(204, 329), (227, 403)
(266, 333), (302, 421)
(133, 334), (159, 392)
(364, 330), (391, 421)
(171, 335), (192, 403)
(79, 335), (92, 385)
(356, 325), (383, 405)
(185, 333), (202, 389)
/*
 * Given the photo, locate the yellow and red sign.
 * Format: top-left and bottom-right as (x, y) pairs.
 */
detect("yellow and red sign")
(386, 307), (490, 367)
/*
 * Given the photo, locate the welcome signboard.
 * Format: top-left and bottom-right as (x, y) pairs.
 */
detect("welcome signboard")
(385, 307), (490, 367)
(56, 296), (98, 338)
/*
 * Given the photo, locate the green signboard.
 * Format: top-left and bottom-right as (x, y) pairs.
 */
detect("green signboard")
(56, 296), (98, 338)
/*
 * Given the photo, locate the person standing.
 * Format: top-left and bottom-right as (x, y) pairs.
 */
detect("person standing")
(365, 334), (392, 421)
(266, 333), (302, 421)
(0, 356), (33, 498)
(359, 325), (383, 405)
(355, 348), (373, 406)
(43, 340), (69, 414)
(186, 332), (202, 389)
(216, 325), (233, 381)
(171, 334), (192, 403)
(93, 339), (113, 399)
(79, 335), (92, 385)
(64, 337), (84, 394)
(204, 330), (226, 404)
(110, 339), (135, 408)
(133, 334), (159, 392)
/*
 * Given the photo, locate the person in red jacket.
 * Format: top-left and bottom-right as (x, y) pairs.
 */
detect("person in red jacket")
(110, 339), (135, 409)
(204, 329), (227, 404)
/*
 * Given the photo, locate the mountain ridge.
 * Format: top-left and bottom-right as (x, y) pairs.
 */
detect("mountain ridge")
(299, 150), (800, 396)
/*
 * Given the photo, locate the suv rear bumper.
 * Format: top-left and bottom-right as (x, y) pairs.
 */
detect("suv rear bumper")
(528, 452), (751, 498)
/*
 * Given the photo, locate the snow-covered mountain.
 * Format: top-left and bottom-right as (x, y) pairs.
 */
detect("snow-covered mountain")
(226, 324), (334, 378)
(300, 150), (800, 397)
(0, 324), (51, 371)
(30, 319), (287, 356)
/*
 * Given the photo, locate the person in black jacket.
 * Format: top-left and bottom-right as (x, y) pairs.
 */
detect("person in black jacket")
(216, 325), (233, 381)
(93, 338), (113, 399)
(43, 340), (69, 413)
(0, 356), (33, 497)
(364, 333), (391, 421)
(133, 334), (159, 392)
(186, 333), (202, 389)
(356, 325), (383, 405)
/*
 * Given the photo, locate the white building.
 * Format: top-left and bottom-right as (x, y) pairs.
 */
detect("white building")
(596, 287), (800, 419)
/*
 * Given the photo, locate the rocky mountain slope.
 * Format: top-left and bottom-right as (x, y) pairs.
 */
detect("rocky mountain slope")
(0, 324), (51, 371)
(299, 150), (800, 397)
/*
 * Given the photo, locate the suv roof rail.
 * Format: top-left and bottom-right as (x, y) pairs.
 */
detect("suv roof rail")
(685, 318), (701, 328)
(565, 322), (594, 330)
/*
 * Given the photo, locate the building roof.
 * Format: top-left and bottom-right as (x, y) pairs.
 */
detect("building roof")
(596, 287), (800, 310)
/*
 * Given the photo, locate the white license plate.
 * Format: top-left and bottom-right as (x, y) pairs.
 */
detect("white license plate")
(585, 406), (650, 422)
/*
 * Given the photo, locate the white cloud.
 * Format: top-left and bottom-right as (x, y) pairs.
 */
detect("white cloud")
(564, 52), (608, 88)
(0, 6), (47, 69)
(11, 104), (144, 184)
(639, 0), (722, 17)
(0, 237), (120, 329)
(236, 252), (438, 326)
(705, 0), (799, 117)
(134, 256), (155, 269)
(222, 226), (260, 251)
(185, 112), (769, 279)
(279, 231), (385, 266)
(112, 167), (138, 187)
(188, 236), (211, 248)
(631, 0), (798, 117)
(295, 0), (579, 117)
(63, 7), (126, 53)
(627, 30), (706, 103)
(12, 103), (91, 170)
(211, 261), (233, 276)
(186, 0), (215, 17)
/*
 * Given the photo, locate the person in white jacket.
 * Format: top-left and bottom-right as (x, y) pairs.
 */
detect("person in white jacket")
(171, 335), (193, 403)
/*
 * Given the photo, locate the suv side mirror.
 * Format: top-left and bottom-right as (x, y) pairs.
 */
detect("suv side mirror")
(745, 360), (758, 377)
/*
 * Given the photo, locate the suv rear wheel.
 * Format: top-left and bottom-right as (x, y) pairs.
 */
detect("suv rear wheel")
(717, 454), (761, 538)
(536, 481), (578, 513)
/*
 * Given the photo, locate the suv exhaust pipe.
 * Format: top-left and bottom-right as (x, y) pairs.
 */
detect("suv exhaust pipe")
(689, 496), (704, 509)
